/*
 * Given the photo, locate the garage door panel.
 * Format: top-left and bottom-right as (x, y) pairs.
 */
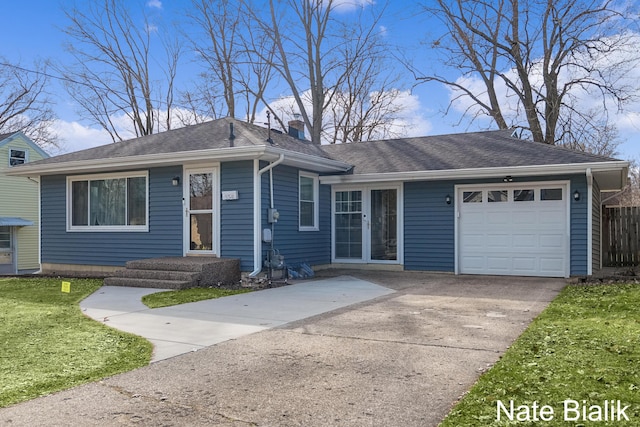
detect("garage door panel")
(539, 234), (564, 249)
(459, 183), (568, 278)
(512, 235), (537, 249)
(486, 234), (511, 249)
(487, 256), (511, 272)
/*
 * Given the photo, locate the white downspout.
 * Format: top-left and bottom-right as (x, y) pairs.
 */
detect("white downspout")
(249, 154), (285, 277)
(586, 168), (593, 276)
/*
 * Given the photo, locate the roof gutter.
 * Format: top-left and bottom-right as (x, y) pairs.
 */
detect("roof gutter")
(319, 161), (629, 185)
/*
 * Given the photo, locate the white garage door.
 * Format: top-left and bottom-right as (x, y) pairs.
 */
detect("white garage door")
(457, 183), (569, 277)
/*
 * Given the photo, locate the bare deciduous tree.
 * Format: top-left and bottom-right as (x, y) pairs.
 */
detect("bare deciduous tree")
(250, 0), (401, 144)
(0, 59), (59, 150)
(185, 0), (275, 124)
(60, 0), (180, 142)
(416, 0), (639, 151)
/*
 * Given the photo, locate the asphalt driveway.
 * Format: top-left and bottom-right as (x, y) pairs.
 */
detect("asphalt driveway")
(0, 271), (565, 426)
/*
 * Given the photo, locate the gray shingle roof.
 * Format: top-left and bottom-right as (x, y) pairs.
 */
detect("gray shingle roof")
(25, 117), (333, 166)
(20, 118), (619, 173)
(321, 129), (618, 174)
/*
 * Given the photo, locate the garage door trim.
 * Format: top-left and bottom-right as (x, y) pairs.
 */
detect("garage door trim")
(454, 180), (570, 278)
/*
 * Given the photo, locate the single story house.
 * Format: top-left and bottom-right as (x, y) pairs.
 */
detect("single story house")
(0, 131), (49, 274)
(8, 117), (628, 278)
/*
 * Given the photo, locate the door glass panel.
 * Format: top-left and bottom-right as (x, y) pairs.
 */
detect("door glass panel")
(190, 213), (212, 251)
(463, 191), (482, 203)
(335, 191), (362, 259)
(190, 173), (213, 210)
(514, 189), (534, 201)
(188, 171), (214, 252)
(541, 188), (562, 200)
(488, 190), (508, 202)
(371, 189), (397, 261)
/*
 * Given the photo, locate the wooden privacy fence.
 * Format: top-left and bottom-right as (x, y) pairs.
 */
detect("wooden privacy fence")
(602, 207), (640, 267)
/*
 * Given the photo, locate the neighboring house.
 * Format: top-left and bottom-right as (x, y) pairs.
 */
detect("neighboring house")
(7, 118), (628, 278)
(0, 132), (49, 274)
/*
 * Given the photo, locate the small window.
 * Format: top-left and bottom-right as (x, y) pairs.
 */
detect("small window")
(0, 226), (10, 248)
(299, 172), (319, 230)
(488, 190), (508, 202)
(541, 188), (563, 201)
(463, 191), (482, 203)
(9, 149), (27, 166)
(514, 189), (534, 201)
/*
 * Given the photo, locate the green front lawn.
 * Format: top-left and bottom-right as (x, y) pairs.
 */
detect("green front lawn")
(142, 287), (251, 308)
(440, 283), (640, 426)
(0, 278), (151, 408)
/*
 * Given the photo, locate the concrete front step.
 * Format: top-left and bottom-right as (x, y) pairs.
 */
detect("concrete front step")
(112, 269), (201, 282)
(104, 277), (191, 289)
(105, 256), (241, 289)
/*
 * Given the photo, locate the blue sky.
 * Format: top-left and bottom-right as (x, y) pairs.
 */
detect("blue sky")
(1, 0), (638, 160)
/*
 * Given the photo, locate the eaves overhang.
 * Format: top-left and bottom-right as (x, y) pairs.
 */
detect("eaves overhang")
(319, 161), (629, 191)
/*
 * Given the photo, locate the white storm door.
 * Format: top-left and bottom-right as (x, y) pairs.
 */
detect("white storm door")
(184, 168), (218, 255)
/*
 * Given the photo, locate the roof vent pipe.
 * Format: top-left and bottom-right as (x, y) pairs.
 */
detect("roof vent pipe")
(229, 122), (235, 147)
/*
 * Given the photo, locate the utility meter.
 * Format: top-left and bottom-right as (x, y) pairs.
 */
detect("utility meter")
(268, 208), (280, 223)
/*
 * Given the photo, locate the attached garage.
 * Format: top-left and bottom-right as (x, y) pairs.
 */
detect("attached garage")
(456, 182), (569, 278)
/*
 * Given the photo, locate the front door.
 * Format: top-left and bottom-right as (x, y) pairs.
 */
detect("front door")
(184, 168), (216, 255)
(0, 226), (14, 274)
(333, 187), (400, 264)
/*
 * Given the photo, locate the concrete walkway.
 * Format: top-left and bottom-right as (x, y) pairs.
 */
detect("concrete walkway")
(80, 275), (396, 362)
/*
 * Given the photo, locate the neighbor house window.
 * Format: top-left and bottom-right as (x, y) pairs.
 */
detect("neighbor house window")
(9, 149), (27, 166)
(299, 172), (319, 231)
(68, 172), (148, 231)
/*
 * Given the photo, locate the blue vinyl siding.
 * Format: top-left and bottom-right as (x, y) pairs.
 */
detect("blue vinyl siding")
(260, 164), (331, 267)
(41, 166), (183, 266)
(220, 161), (254, 271)
(403, 174), (589, 275)
(404, 181), (455, 271)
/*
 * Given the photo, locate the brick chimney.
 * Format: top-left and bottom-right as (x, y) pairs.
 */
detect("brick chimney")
(288, 119), (305, 140)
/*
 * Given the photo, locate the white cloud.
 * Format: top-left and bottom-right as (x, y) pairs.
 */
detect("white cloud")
(52, 120), (112, 155)
(147, 0), (162, 9)
(331, 0), (375, 13)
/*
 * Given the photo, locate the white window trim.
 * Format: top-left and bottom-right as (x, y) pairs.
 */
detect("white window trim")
(9, 148), (28, 166)
(66, 171), (149, 232)
(299, 171), (319, 231)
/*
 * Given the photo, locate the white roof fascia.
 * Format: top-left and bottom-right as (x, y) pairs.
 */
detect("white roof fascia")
(319, 161), (629, 186)
(264, 146), (353, 173)
(6, 146), (269, 176)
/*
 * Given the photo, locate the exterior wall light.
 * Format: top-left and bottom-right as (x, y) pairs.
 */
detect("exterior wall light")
(445, 195), (452, 205)
(172, 176), (180, 186)
(573, 190), (580, 201)
(503, 175), (513, 182)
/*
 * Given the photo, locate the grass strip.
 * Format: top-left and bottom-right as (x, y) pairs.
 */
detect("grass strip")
(142, 287), (251, 308)
(440, 283), (640, 426)
(0, 277), (151, 408)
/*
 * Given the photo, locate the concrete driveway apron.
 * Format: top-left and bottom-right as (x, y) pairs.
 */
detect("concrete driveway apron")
(0, 272), (566, 427)
(80, 275), (395, 362)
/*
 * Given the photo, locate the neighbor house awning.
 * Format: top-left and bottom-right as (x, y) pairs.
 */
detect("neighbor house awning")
(0, 217), (34, 227)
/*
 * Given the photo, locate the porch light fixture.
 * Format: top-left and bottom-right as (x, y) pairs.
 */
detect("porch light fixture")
(172, 176), (180, 186)
(445, 195), (452, 205)
(503, 175), (513, 182)
(573, 190), (580, 201)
